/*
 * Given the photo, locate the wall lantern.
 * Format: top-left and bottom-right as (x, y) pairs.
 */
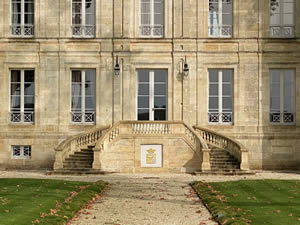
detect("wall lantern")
(114, 56), (120, 76)
(183, 56), (189, 77)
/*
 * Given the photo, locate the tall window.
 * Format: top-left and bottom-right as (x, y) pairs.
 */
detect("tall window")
(10, 70), (34, 123)
(72, 0), (95, 37)
(140, 0), (164, 37)
(270, 69), (295, 124)
(208, 69), (233, 124)
(208, 0), (232, 37)
(270, 0), (294, 38)
(71, 69), (96, 123)
(11, 0), (34, 36)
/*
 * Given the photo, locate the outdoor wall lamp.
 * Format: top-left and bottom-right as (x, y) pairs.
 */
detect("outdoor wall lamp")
(183, 56), (189, 77)
(114, 56), (120, 76)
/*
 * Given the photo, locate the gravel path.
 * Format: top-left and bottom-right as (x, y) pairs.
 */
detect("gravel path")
(1, 171), (300, 225)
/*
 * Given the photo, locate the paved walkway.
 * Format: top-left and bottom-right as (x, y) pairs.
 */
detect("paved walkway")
(1, 171), (300, 225)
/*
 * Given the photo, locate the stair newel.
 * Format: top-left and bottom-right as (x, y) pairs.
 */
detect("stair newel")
(92, 147), (102, 169)
(53, 148), (63, 169)
(201, 148), (211, 171)
(240, 148), (249, 170)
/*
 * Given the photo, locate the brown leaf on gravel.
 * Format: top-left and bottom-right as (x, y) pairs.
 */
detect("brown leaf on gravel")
(160, 198), (165, 200)
(288, 213), (293, 217)
(273, 210), (281, 214)
(4, 210), (9, 213)
(195, 210), (201, 214)
(199, 222), (206, 225)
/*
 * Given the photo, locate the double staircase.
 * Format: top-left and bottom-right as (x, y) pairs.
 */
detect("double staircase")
(52, 121), (252, 175)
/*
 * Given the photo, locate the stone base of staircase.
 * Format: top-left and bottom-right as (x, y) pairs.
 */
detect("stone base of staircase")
(194, 170), (256, 176)
(46, 168), (107, 175)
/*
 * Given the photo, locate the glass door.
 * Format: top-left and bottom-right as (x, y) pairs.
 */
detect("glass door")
(137, 70), (167, 120)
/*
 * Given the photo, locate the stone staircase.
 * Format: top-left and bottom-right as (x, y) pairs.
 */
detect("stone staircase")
(51, 146), (105, 175)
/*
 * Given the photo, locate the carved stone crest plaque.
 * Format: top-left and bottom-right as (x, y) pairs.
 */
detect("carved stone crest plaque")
(141, 145), (162, 168)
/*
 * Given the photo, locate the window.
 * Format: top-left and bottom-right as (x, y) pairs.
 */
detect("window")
(270, 0), (294, 37)
(208, 69), (233, 124)
(208, 0), (232, 37)
(10, 70), (35, 123)
(71, 69), (96, 123)
(12, 146), (31, 159)
(270, 69), (295, 124)
(72, 0), (95, 37)
(140, 0), (164, 37)
(11, 0), (34, 36)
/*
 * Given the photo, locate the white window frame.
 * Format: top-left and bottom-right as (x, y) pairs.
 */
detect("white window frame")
(270, 0), (295, 38)
(208, 0), (233, 38)
(12, 145), (31, 159)
(270, 69), (295, 124)
(71, 0), (95, 38)
(9, 69), (35, 123)
(208, 69), (233, 124)
(71, 69), (96, 124)
(10, 0), (34, 37)
(140, 0), (164, 38)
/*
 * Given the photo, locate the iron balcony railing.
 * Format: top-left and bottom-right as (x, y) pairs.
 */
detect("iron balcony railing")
(11, 25), (34, 37)
(208, 112), (233, 124)
(71, 25), (95, 37)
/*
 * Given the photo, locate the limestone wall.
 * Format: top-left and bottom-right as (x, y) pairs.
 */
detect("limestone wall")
(0, 0), (299, 170)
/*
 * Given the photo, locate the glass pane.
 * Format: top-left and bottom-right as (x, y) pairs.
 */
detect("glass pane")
(24, 70), (34, 82)
(138, 109), (149, 120)
(271, 83), (280, 97)
(283, 2), (294, 14)
(11, 13), (21, 24)
(72, 3), (82, 13)
(154, 96), (166, 109)
(284, 71), (295, 112)
(72, 71), (82, 82)
(154, 84), (166, 95)
(141, 0), (151, 25)
(72, 83), (82, 96)
(85, 96), (95, 110)
(222, 97), (232, 110)
(138, 70), (149, 82)
(85, 0), (94, 13)
(222, 84), (232, 96)
(24, 14), (34, 24)
(85, 83), (95, 95)
(222, 70), (232, 82)
(209, 97), (218, 111)
(24, 83), (34, 95)
(154, 109), (166, 121)
(11, 70), (21, 82)
(138, 84), (149, 95)
(154, 70), (167, 82)
(283, 14), (293, 25)
(209, 70), (219, 82)
(72, 14), (82, 25)
(270, 97), (280, 111)
(138, 96), (149, 108)
(11, 96), (21, 110)
(270, 13), (280, 25)
(154, 1), (164, 25)
(25, 3), (34, 13)
(24, 96), (34, 109)
(271, 70), (280, 83)
(72, 96), (82, 110)
(86, 14), (95, 25)
(85, 69), (95, 82)
(12, 3), (21, 13)
(11, 83), (21, 95)
(209, 84), (218, 96)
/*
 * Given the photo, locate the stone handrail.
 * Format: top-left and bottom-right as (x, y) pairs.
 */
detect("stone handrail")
(193, 126), (249, 170)
(54, 125), (110, 170)
(92, 121), (211, 170)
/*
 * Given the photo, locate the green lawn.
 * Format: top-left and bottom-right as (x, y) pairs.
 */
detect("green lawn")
(0, 178), (106, 225)
(192, 180), (300, 225)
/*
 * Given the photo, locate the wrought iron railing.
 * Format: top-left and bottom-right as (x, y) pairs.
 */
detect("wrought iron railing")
(270, 112), (295, 124)
(208, 25), (232, 37)
(140, 25), (164, 37)
(11, 25), (34, 37)
(71, 112), (95, 123)
(10, 111), (34, 123)
(193, 125), (249, 170)
(72, 25), (95, 37)
(208, 112), (233, 124)
(270, 26), (295, 38)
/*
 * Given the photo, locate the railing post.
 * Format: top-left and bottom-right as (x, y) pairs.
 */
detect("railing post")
(201, 148), (211, 171)
(53, 148), (63, 170)
(240, 149), (249, 170)
(92, 148), (102, 169)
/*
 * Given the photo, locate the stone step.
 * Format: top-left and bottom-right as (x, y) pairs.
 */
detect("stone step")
(63, 162), (93, 167)
(69, 155), (93, 159)
(211, 166), (240, 170)
(74, 151), (93, 156)
(49, 169), (105, 175)
(210, 159), (238, 163)
(195, 170), (256, 176)
(65, 158), (93, 162)
(210, 161), (239, 165)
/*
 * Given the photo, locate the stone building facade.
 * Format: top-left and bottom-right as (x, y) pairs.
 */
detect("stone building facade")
(0, 0), (299, 172)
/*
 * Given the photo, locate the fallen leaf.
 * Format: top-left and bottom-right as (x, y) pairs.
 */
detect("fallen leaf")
(288, 213), (293, 217)
(273, 210), (281, 214)
(195, 210), (201, 214)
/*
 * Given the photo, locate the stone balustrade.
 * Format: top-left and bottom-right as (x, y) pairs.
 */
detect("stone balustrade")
(54, 125), (110, 170)
(193, 126), (249, 170)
